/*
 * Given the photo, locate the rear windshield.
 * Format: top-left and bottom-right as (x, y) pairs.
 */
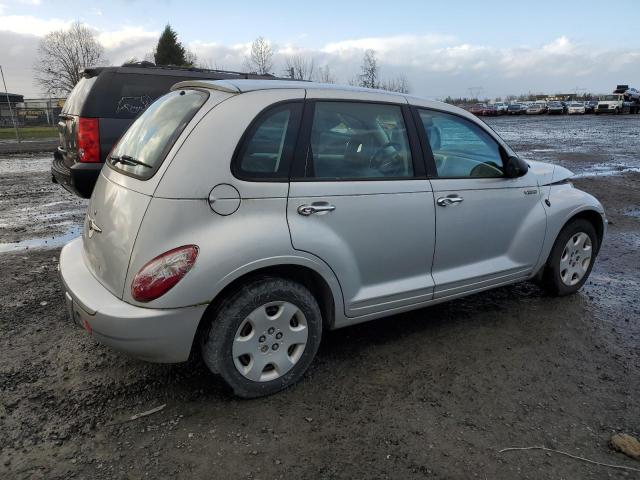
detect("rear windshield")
(62, 76), (97, 115)
(107, 89), (208, 180)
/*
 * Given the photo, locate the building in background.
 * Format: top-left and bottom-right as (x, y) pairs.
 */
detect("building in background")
(18, 98), (66, 126)
(0, 93), (23, 127)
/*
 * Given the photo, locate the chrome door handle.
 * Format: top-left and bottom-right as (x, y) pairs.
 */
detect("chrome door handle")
(297, 202), (336, 216)
(437, 195), (464, 207)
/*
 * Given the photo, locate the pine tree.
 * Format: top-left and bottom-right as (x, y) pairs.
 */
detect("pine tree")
(154, 24), (186, 66)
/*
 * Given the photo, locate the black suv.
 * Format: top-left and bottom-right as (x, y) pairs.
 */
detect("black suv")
(52, 63), (276, 198)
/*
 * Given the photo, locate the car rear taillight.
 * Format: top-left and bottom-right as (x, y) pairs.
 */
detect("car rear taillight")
(77, 117), (100, 162)
(131, 245), (199, 302)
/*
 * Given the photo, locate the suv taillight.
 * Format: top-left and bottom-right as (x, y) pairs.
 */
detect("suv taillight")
(131, 245), (199, 302)
(77, 117), (100, 162)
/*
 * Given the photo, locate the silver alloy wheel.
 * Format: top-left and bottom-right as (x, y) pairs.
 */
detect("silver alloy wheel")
(559, 232), (592, 286)
(232, 301), (308, 382)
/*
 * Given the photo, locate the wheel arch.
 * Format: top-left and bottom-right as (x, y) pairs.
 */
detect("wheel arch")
(565, 209), (605, 254)
(189, 261), (340, 360)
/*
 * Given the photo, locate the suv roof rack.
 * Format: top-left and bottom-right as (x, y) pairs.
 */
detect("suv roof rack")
(80, 62), (281, 80)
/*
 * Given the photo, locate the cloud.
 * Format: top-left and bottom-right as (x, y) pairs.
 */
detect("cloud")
(97, 27), (158, 62)
(1, 16), (639, 100)
(17, 0), (42, 5)
(0, 14), (72, 36)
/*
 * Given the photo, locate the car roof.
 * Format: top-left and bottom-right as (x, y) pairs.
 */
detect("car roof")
(171, 78), (402, 94)
(170, 79), (450, 109)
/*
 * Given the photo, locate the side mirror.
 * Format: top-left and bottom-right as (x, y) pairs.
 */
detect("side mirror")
(504, 155), (529, 178)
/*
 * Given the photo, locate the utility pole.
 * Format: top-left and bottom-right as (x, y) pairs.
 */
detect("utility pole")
(0, 65), (21, 146)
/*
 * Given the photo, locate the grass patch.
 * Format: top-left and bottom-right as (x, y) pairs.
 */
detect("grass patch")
(0, 126), (58, 140)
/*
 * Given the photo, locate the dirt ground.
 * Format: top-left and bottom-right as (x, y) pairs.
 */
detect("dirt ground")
(1, 115), (639, 479)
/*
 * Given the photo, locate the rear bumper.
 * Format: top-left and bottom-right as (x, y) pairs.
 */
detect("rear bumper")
(59, 238), (208, 363)
(51, 151), (102, 199)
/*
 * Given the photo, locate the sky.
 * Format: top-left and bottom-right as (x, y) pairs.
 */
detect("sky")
(1, 0), (639, 99)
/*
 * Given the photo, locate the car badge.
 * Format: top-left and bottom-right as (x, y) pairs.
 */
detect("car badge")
(88, 216), (102, 238)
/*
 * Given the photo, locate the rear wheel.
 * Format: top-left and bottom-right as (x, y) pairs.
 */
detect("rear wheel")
(200, 277), (322, 398)
(541, 219), (598, 296)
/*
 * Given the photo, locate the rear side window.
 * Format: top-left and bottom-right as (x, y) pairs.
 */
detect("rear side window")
(418, 109), (504, 178)
(233, 102), (302, 180)
(61, 77), (97, 115)
(305, 102), (414, 180)
(108, 89), (207, 180)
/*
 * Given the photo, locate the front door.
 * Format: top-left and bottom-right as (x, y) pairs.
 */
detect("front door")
(416, 108), (547, 299)
(287, 99), (436, 317)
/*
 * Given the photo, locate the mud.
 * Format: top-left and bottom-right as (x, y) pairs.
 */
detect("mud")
(1, 116), (639, 479)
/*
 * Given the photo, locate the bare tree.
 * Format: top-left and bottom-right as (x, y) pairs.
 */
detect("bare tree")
(34, 21), (106, 95)
(198, 58), (226, 70)
(184, 49), (198, 68)
(380, 74), (410, 94)
(317, 65), (336, 84)
(284, 55), (315, 80)
(358, 49), (379, 89)
(244, 37), (273, 75)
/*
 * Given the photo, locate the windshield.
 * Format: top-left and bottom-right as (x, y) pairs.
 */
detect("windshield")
(570, 103), (582, 107)
(108, 89), (207, 179)
(601, 95), (619, 101)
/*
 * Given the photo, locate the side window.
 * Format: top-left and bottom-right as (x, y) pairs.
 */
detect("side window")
(235, 102), (302, 180)
(418, 109), (504, 178)
(306, 102), (414, 180)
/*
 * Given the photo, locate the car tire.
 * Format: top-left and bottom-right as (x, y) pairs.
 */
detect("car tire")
(200, 276), (323, 398)
(541, 219), (598, 296)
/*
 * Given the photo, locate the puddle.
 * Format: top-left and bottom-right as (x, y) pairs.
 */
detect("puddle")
(573, 163), (640, 178)
(622, 208), (640, 218)
(0, 155), (52, 174)
(0, 224), (82, 253)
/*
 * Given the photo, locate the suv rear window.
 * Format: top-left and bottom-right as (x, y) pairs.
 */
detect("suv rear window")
(108, 89), (207, 180)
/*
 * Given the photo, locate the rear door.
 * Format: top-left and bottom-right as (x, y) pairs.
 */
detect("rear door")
(415, 107), (546, 298)
(83, 88), (210, 298)
(287, 95), (436, 318)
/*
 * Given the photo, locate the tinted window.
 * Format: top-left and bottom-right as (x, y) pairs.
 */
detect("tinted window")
(419, 110), (504, 178)
(108, 89), (207, 179)
(97, 73), (197, 119)
(306, 102), (413, 179)
(235, 103), (302, 180)
(61, 76), (97, 115)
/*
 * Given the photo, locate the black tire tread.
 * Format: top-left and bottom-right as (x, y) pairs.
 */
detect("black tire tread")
(541, 219), (598, 296)
(200, 276), (322, 398)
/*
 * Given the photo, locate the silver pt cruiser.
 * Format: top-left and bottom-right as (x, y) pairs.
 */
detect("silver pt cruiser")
(59, 80), (606, 397)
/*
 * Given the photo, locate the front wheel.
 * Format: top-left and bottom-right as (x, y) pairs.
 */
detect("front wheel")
(541, 219), (598, 296)
(201, 277), (322, 398)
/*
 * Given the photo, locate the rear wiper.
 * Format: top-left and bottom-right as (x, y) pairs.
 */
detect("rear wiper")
(109, 154), (152, 168)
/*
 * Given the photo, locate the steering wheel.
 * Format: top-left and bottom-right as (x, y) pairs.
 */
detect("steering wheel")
(369, 142), (404, 175)
(470, 161), (503, 177)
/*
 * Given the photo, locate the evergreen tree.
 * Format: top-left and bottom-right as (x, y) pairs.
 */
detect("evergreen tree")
(154, 24), (186, 66)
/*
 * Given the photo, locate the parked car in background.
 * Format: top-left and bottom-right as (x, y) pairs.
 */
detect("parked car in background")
(584, 101), (598, 113)
(52, 63), (277, 198)
(469, 103), (486, 116)
(507, 103), (526, 115)
(482, 104), (499, 116)
(494, 102), (508, 114)
(59, 79), (606, 398)
(567, 102), (586, 115)
(526, 103), (546, 114)
(548, 102), (565, 115)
